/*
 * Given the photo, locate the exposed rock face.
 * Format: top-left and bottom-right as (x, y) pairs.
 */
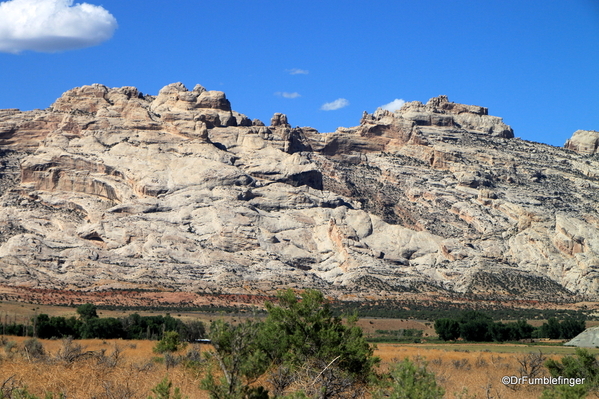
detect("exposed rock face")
(565, 130), (599, 154)
(270, 113), (290, 127)
(0, 85), (598, 301)
(565, 326), (599, 347)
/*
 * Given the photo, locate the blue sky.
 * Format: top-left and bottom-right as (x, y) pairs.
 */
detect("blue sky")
(0, 0), (598, 147)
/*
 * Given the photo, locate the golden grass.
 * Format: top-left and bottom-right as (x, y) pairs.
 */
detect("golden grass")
(0, 336), (210, 398)
(0, 337), (590, 399)
(375, 343), (583, 399)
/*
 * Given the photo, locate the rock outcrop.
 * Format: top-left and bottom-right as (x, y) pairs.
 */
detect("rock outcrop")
(0, 84), (598, 301)
(565, 327), (599, 347)
(565, 130), (599, 155)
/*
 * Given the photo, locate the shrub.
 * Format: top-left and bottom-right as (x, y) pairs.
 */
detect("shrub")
(199, 289), (379, 398)
(543, 348), (599, 398)
(372, 357), (444, 399)
(201, 319), (268, 399)
(147, 377), (187, 399)
(22, 338), (45, 360)
(4, 340), (17, 357)
(0, 376), (65, 399)
(55, 337), (84, 363)
(153, 331), (185, 354)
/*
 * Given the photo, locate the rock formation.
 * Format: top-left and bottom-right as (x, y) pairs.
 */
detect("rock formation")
(565, 326), (599, 347)
(0, 83), (598, 301)
(564, 130), (599, 155)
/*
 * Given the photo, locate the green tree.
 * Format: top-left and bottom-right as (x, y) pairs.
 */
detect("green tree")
(434, 318), (460, 341)
(200, 319), (268, 399)
(372, 357), (444, 399)
(154, 331), (185, 354)
(80, 317), (125, 339)
(33, 314), (52, 338)
(560, 319), (586, 340)
(460, 319), (492, 342)
(178, 320), (206, 342)
(199, 289), (378, 399)
(458, 311), (493, 342)
(489, 322), (516, 342)
(76, 303), (98, 321)
(512, 319), (536, 340)
(540, 318), (562, 339)
(259, 289), (378, 397)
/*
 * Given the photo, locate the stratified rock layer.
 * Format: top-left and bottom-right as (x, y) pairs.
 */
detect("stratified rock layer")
(0, 84), (598, 301)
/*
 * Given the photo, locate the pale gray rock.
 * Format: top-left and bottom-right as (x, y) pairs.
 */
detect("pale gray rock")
(565, 327), (599, 347)
(0, 85), (598, 301)
(565, 130), (599, 154)
(196, 91), (231, 111)
(270, 113), (290, 127)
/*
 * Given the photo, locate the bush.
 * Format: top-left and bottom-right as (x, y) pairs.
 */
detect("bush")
(22, 338), (45, 360)
(372, 357), (444, 399)
(259, 289), (378, 396)
(200, 289), (378, 398)
(543, 348), (599, 398)
(201, 319), (268, 399)
(55, 337), (84, 363)
(153, 331), (185, 354)
(4, 340), (17, 357)
(147, 377), (187, 399)
(0, 377), (65, 399)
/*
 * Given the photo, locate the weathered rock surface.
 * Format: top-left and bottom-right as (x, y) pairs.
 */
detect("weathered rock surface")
(564, 130), (599, 155)
(0, 84), (598, 301)
(565, 326), (599, 347)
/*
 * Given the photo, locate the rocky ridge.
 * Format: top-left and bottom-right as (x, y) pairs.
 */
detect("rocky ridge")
(0, 84), (598, 301)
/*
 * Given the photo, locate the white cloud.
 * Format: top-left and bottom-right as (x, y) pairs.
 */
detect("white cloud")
(0, 0), (117, 54)
(275, 91), (301, 99)
(380, 98), (406, 112)
(321, 98), (349, 111)
(287, 68), (309, 75)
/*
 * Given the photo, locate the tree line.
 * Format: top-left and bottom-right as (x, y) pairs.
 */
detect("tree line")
(333, 299), (593, 321)
(434, 311), (586, 342)
(0, 303), (205, 341)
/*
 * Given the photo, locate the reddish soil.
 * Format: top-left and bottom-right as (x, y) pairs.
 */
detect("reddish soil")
(0, 284), (597, 317)
(0, 284), (274, 309)
(356, 318), (436, 337)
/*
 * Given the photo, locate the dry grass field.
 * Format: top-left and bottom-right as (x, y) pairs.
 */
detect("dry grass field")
(0, 336), (593, 398)
(0, 336), (211, 398)
(377, 344), (599, 399)
(0, 299), (596, 398)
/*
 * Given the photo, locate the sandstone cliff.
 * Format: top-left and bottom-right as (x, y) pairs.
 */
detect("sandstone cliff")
(0, 84), (598, 301)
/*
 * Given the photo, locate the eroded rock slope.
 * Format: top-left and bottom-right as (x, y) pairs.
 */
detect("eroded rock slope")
(1, 84), (598, 301)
